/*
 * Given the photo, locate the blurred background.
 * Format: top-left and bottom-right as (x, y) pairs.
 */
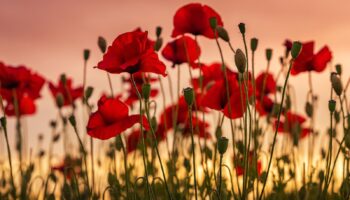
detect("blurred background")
(0, 0), (349, 161)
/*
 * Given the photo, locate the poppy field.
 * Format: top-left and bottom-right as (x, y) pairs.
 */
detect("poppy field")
(1, 2), (350, 200)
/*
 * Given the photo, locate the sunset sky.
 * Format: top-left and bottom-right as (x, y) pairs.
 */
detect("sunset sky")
(0, 0), (349, 158)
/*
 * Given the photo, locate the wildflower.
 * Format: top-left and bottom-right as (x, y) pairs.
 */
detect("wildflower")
(48, 76), (83, 107)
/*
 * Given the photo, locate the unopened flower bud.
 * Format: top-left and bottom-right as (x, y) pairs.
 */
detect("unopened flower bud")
(0, 117), (6, 128)
(216, 26), (229, 42)
(238, 23), (246, 34)
(266, 48), (273, 61)
(235, 49), (246, 73)
(83, 49), (90, 61)
(209, 17), (218, 30)
(328, 100), (336, 112)
(291, 41), (302, 59)
(142, 83), (151, 100)
(68, 115), (76, 127)
(151, 116), (157, 132)
(85, 86), (94, 100)
(331, 73), (343, 96)
(218, 136), (229, 155)
(335, 64), (342, 75)
(98, 36), (107, 53)
(55, 93), (65, 108)
(305, 102), (313, 117)
(183, 87), (194, 106)
(60, 74), (67, 85)
(154, 38), (163, 52)
(156, 26), (162, 38)
(250, 38), (258, 52)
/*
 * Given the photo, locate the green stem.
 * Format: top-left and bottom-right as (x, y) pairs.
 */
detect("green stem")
(188, 104), (198, 200)
(259, 59), (294, 200)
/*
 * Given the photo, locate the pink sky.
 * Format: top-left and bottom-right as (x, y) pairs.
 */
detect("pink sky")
(0, 0), (349, 157)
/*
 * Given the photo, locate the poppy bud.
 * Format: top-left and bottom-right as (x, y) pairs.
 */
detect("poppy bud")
(291, 41), (302, 59)
(60, 74), (67, 85)
(85, 86), (94, 101)
(328, 100), (336, 113)
(305, 102), (313, 117)
(217, 136), (229, 155)
(266, 48), (273, 61)
(55, 93), (64, 108)
(238, 23), (246, 34)
(50, 120), (57, 128)
(335, 64), (342, 75)
(83, 49), (90, 61)
(209, 17), (218, 30)
(68, 115), (76, 127)
(183, 87), (194, 106)
(235, 49), (246, 73)
(98, 36), (107, 54)
(142, 83), (151, 100)
(250, 38), (258, 52)
(216, 26), (229, 42)
(0, 117), (6, 128)
(330, 73), (343, 96)
(156, 26), (162, 38)
(154, 38), (163, 52)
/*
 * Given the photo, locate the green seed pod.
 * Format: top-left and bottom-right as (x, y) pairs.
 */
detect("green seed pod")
(209, 17), (218, 30)
(250, 38), (258, 52)
(291, 41), (302, 59)
(331, 73), (343, 96)
(183, 87), (194, 106)
(328, 100), (336, 112)
(216, 26), (230, 42)
(235, 49), (246, 73)
(215, 126), (222, 139)
(217, 136), (229, 155)
(238, 23), (246, 34)
(83, 49), (90, 61)
(266, 48), (273, 61)
(142, 83), (151, 100)
(98, 36), (107, 54)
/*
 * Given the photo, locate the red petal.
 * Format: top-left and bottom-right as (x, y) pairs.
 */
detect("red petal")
(312, 46), (332, 72)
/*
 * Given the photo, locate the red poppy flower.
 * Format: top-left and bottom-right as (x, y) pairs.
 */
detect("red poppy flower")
(284, 40), (293, 52)
(4, 94), (36, 116)
(162, 35), (201, 65)
(275, 111), (311, 139)
(255, 72), (276, 97)
(87, 95), (150, 140)
(235, 151), (262, 176)
(157, 95), (210, 141)
(126, 129), (143, 153)
(255, 96), (274, 116)
(201, 73), (253, 119)
(48, 76), (83, 107)
(255, 72), (276, 116)
(191, 62), (235, 91)
(0, 62), (45, 116)
(291, 41), (332, 75)
(172, 3), (223, 39)
(97, 29), (166, 76)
